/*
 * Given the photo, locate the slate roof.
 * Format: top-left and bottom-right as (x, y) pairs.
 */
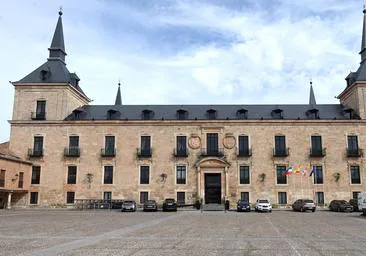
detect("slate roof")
(0, 142), (32, 165)
(65, 104), (354, 121)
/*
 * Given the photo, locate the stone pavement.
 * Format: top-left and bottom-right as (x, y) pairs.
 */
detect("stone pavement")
(1, 209), (366, 255)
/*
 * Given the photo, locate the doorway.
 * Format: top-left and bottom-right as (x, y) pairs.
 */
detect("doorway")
(204, 173), (221, 204)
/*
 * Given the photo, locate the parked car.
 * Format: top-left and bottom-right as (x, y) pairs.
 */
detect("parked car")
(255, 199), (272, 212)
(143, 200), (158, 212)
(349, 198), (359, 212)
(292, 199), (316, 212)
(163, 198), (177, 212)
(237, 200), (251, 212)
(121, 200), (136, 212)
(329, 200), (353, 212)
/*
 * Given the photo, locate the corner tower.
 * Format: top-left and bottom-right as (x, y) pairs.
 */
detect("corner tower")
(338, 8), (366, 119)
(10, 10), (90, 121)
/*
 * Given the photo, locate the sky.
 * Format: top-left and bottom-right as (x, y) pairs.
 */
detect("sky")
(0, 0), (364, 142)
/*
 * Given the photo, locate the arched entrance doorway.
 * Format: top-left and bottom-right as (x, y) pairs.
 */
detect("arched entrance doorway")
(195, 158), (230, 204)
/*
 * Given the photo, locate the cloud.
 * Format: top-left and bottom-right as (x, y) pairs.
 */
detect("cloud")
(0, 0), (364, 142)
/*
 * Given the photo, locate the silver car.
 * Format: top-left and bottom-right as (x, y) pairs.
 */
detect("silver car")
(121, 200), (136, 212)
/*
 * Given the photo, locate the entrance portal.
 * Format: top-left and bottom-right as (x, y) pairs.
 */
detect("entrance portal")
(204, 173), (221, 204)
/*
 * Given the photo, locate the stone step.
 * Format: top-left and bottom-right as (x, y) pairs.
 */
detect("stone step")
(202, 203), (225, 211)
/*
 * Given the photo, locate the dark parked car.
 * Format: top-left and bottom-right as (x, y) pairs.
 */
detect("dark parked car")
(237, 200), (251, 212)
(163, 198), (177, 212)
(121, 200), (136, 212)
(292, 199), (316, 212)
(143, 200), (158, 212)
(329, 200), (353, 212)
(349, 198), (359, 212)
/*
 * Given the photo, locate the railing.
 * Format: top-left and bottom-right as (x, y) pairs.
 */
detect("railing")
(200, 148), (224, 157)
(64, 147), (80, 157)
(237, 148), (252, 157)
(101, 148), (116, 157)
(174, 148), (189, 157)
(309, 148), (326, 157)
(74, 199), (124, 210)
(273, 148), (289, 157)
(137, 148), (152, 158)
(28, 148), (43, 157)
(31, 112), (46, 120)
(347, 148), (363, 157)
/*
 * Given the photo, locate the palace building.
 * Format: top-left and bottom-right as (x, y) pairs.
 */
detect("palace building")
(5, 9), (366, 208)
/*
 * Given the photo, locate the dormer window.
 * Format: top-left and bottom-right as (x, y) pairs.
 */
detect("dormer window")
(40, 69), (51, 81)
(307, 108), (319, 119)
(271, 108), (283, 119)
(72, 108), (85, 120)
(206, 109), (217, 119)
(236, 108), (248, 119)
(142, 109), (154, 120)
(344, 108), (356, 120)
(177, 109), (188, 120)
(107, 109), (120, 120)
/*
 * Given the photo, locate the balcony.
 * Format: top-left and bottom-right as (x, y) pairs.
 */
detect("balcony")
(347, 148), (363, 157)
(64, 147), (80, 157)
(174, 148), (189, 157)
(273, 148), (289, 157)
(137, 148), (152, 158)
(237, 148), (252, 157)
(309, 148), (326, 157)
(31, 112), (46, 120)
(28, 148), (43, 158)
(200, 148), (224, 157)
(101, 148), (116, 157)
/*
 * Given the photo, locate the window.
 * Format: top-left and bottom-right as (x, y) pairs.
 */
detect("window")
(238, 135), (250, 156)
(31, 166), (41, 184)
(32, 136), (43, 156)
(207, 109), (217, 119)
(274, 135), (287, 156)
(311, 136), (322, 155)
(104, 191), (112, 201)
(140, 136), (151, 156)
(351, 166), (361, 184)
(276, 166), (287, 184)
(66, 192), (75, 204)
(177, 192), (185, 204)
(353, 191), (360, 200)
(278, 192), (287, 204)
(207, 133), (218, 155)
(140, 166), (150, 184)
(236, 109), (248, 119)
(176, 166), (186, 184)
(0, 170), (5, 187)
(105, 136), (115, 155)
(315, 192), (324, 205)
(348, 135), (359, 151)
(241, 192), (249, 202)
(176, 136), (187, 156)
(35, 100), (46, 120)
(313, 166), (323, 184)
(18, 172), (24, 188)
(272, 109), (283, 119)
(307, 109), (319, 119)
(140, 191), (148, 203)
(66, 136), (80, 156)
(239, 166), (250, 184)
(177, 109), (188, 120)
(30, 192), (38, 204)
(104, 166), (113, 184)
(142, 109), (154, 120)
(67, 166), (77, 184)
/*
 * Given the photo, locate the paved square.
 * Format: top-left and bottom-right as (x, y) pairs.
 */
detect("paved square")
(1, 209), (366, 255)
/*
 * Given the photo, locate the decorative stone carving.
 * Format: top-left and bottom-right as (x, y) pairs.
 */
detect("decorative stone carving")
(223, 134), (236, 149)
(188, 135), (201, 149)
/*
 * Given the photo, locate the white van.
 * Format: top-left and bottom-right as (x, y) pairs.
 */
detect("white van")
(357, 192), (366, 215)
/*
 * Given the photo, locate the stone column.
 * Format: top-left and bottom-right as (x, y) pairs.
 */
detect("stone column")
(225, 167), (229, 199)
(197, 167), (201, 199)
(7, 192), (12, 210)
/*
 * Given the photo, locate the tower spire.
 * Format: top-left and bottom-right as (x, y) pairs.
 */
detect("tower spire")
(115, 81), (122, 105)
(309, 80), (316, 106)
(48, 9), (67, 63)
(360, 7), (366, 62)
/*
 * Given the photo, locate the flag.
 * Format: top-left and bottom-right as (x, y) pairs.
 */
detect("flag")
(301, 168), (307, 176)
(309, 167), (315, 177)
(285, 166), (293, 176)
(293, 167), (300, 174)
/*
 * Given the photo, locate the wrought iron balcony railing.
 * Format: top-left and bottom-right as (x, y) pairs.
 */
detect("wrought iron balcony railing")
(137, 148), (152, 158)
(31, 112), (46, 120)
(347, 148), (363, 157)
(28, 148), (43, 157)
(273, 148), (289, 157)
(237, 148), (252, 157)
(200, 148), (224, 157)
(64, 147), (80, 157)
(101, 148), (116, 157)
(309, 148), (326, 157)
(174, 148), (189, 157)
